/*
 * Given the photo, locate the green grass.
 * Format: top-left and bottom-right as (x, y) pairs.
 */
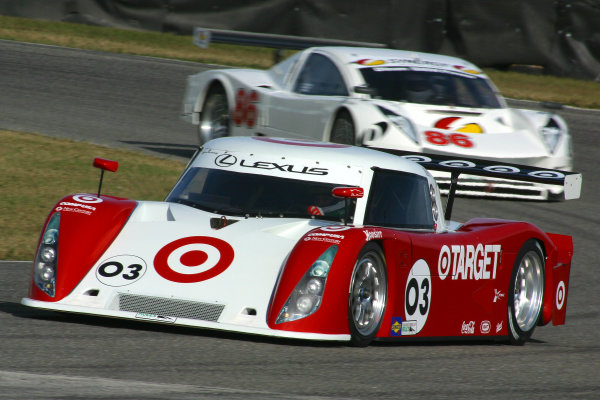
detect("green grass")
(1, 14), (599, 108)
(0, 130), (184, 260)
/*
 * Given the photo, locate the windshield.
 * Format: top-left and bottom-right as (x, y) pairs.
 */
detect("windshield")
(166, 168), (357, 222)
(359, 68), (502, 108)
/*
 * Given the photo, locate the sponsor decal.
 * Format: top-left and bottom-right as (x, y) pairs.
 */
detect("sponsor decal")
(135, 313), (176, 324)
(304, 232), (344, 245)
(213, 153), (328, 176)
(556, 281), (566, 310)
(354, 57), (452, 69)
(461, 321), (475, 334)
(54, 206), (92, 215)
(480, 320), (491, 334)
(404, 260), (431, 335)
(483, 165), (520, 174)
(434, 117), (484, 134)
(528, 170), (565, 179)
(496, 321), (503, 333)
(363, 229), (383, 241)
(154, 236), (234, 283)
(402, 320), (418, 335)
(96, 255), (147, 287)
(493, 289), (505, 303)
(252, 137), (349, 148)
(453, 65), (481, 75)
(391, 317), (402, 336)
(437, 244), (501, 281)
(59, 201), (97, 211)
(72, 194), (103, 204)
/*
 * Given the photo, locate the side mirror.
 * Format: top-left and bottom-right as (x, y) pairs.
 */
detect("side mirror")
(332, 187), (363, 225)
(354, 86), (377, 96)
(93, 157), (119, 196)
(332, 187), (364, 198)
(93, 158), (119, 172)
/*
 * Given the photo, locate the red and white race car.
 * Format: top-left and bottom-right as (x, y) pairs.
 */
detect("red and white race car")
(23, 137), (580, 346)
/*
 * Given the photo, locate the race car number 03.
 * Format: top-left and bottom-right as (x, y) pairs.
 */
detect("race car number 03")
(404, 259), (431, 334)
(425, 131), (474, 148)
(96, 255), (147, 287)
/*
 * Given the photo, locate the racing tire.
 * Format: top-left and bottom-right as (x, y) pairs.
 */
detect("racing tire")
(198, 86), (230, 145)
(507, 239), (545, 345)
(330, 111), (356, 145)
(348, 242), (387, 347)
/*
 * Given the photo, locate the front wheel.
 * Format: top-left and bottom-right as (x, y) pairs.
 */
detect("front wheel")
(330, 112), (355, 145)
(507, 239), (545, 345)
(198, 87), (229, 145)
(348, 242), (387, 347)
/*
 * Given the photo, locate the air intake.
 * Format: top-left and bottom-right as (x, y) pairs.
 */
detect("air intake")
(119, 293), (225, 322)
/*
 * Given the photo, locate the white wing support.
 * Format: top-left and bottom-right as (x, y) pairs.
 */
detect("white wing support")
(372, 148), (582, 218)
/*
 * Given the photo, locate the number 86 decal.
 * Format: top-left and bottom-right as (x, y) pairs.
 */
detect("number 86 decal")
(404, 259), (432, 334)
(96, 255), (147, 287)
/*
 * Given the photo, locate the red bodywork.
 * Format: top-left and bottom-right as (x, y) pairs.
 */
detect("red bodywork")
(28, 194), (137, 302)
(268, 219), (572, 339)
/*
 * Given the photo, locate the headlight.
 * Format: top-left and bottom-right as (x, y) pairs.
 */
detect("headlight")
(275, 245), (338, 324)
(34, 213), (60, 297)
(377, 106), (418, 144)
(540, 117), (562, 154)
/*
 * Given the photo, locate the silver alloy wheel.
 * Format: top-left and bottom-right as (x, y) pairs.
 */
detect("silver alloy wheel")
(512, 249), (544, 332)
(199, 91), (229, 144)
(349, 249), (387, 337)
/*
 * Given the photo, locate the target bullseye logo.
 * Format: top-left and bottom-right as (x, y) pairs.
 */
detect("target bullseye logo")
(154, 236), (234, 283)
(73, 194), (103, 204)
(438, 245), (451, 280)
(556, 281), (566, 310)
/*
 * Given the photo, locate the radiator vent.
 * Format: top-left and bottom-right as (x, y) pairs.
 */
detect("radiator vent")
(118, 293), (225, 322)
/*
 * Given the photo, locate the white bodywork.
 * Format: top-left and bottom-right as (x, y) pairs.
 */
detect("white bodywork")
(182, 47), (573, 199)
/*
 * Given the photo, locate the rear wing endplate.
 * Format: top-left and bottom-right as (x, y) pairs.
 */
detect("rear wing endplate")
(372, 149), (582, 219)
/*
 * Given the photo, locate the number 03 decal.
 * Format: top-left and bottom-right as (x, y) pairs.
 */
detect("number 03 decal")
(404, 259), (432, 334)
(96, 255), (147, 287)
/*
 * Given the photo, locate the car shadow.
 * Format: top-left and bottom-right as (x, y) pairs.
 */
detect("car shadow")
(1, 301), (545, 347)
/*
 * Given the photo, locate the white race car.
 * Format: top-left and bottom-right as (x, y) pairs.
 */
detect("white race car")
(182, 46), (572, 199)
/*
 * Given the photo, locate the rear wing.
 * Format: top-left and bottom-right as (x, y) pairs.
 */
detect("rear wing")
(372, 149), (582, 219)
(193, 27), (386, 62)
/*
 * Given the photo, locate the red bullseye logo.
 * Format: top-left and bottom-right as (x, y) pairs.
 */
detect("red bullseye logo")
(154, 236), (234, 283)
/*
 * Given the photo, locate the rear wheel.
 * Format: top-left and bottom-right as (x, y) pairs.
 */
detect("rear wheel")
(507, 240), (545, 345)
(198, 86), (229, 145)
(330, 111), (355, 145)
(348, 242), (387, 347)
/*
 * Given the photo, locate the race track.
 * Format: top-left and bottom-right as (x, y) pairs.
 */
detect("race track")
(1, 40), (598, 399)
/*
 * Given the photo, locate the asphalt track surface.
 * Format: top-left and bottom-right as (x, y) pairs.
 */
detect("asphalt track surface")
(1, 40), (599, 399)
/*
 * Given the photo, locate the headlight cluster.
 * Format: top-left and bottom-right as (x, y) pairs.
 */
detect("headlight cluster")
(34, 213), (60, 297)
(540, 117), (562, 154)
(275, 245), (338, 324)
(377, 106), (418, 144)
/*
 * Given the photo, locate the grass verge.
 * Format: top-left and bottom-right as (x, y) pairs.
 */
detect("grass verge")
(0, 130), (185, 260)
